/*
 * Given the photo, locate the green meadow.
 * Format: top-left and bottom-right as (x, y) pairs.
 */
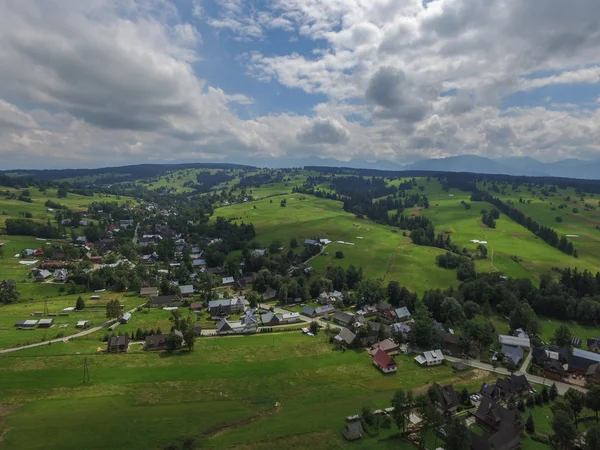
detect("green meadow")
(0, 186), (132, 230)
(0, 332), (491, 450)
(397, 179), (598, 283)
(490, 183), (600, 272)
(215, 193), (458, 293)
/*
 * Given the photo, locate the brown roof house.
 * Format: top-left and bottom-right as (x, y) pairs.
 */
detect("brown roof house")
(332, 311), (356, 328)
(368, 339), (399, 356)
(144, 334), (168, 351)
(432, 382), (459, 416)
(140, 287), (159, 297)
(149, 295), (182, 308)
(471, 397), (524, 450)
(107, 335), (130, 353)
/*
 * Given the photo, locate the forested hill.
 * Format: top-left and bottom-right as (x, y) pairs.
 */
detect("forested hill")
(0, 162), (255, 183)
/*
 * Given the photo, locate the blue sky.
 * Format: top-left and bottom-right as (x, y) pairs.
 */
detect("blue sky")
(0, 0), (600, 168)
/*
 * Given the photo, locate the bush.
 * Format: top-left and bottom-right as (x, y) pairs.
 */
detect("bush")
(335, 251), (344, 259)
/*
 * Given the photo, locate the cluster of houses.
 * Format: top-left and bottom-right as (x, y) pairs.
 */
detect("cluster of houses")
(529, 335), (600, 386)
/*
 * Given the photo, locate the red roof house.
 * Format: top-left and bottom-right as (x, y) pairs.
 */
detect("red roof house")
(34, 248), (44, 257)
(372, 349), (398, 374)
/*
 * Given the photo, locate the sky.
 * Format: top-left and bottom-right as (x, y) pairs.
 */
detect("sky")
(1, 0), (600, 169)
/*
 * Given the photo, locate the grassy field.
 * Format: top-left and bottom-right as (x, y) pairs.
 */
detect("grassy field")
(490, 183), (600, 273)
(0, 332), (493, 450)
(398, 179), (599, 282)
(215, 194), (458, 294)
(0, 186), (133, 230)
(0, 290), (146, 349)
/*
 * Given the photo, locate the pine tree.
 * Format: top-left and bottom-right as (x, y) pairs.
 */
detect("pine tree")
(550, 383), (558, 401)
(526, 414), (535, 433)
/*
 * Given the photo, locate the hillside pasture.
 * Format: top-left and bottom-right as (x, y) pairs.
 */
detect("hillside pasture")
(0, 186), (133, 231)
(215, 194), (459, 293)
(491, 184), (600, 273)
(398, 179), (598, 282)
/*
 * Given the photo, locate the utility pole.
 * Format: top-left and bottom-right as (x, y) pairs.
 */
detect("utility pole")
(83, 357), (90, 384)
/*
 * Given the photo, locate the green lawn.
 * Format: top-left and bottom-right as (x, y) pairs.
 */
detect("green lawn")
(0, 333), (487, 450)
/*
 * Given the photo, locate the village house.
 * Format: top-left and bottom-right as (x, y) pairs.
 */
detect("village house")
(570, 348), (600, 375)
(251, 249), (266, 257)
(35, 269), (52, 282)
(495, 374), (531, 398)
(471, 397), (524, 450)
(221, 276), (235, 286)
(208, 298), (245, 317)
(107, 335), (129, 353)
(432, 382), (459, 416)
(140, 287), (159, 297)
(414, 349), (445, 366)
(393, 306), (411, 322)
(372, 349), (398, 374)
(189, 302), (202, 313)
(144, 334), (168, 351)
(301, 304), (335, 318)
(335, 327), (357, 347)
(260, 311), (279, 326)
(544, 360), (567, 380)
(149, 295), (181, 308)
(53, 268), (68, 282)
(332, 311), (355, 328)
(391, 322), (411, 338)
(179, 285), (194, 297)
(501, 345), (524, 367)
(440, 331), (463, 357)
(498, 335), (531, 351)
(368, 339), (399, 356)
(216, 309), (259, 335)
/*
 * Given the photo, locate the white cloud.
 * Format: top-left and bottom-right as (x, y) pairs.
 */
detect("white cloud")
(1, 0), (600, 168)
(297, 117), (350, 145)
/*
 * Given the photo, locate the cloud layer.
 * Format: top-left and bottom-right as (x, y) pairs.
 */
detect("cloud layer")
(1, 0), (600, 168)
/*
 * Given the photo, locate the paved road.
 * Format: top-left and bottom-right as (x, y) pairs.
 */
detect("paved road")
(0, 305), (140, 354)
(132, 223), (140, 244)
(445, 355), (586, 395)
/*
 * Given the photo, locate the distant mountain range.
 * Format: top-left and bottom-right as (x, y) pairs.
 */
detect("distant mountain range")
(249, 155), (600, 180)
(3, 155), (600, 181)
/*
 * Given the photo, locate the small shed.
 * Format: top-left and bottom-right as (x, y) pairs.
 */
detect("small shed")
(38, 318), (54, 328)
(76, 320), (90, 328)
(120, 312), (132, 324)
(343, 421), (364, 441)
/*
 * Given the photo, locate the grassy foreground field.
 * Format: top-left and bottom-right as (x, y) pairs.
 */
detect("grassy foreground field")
(0, 332), (490, 450)
(215, 194), (458, 293)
